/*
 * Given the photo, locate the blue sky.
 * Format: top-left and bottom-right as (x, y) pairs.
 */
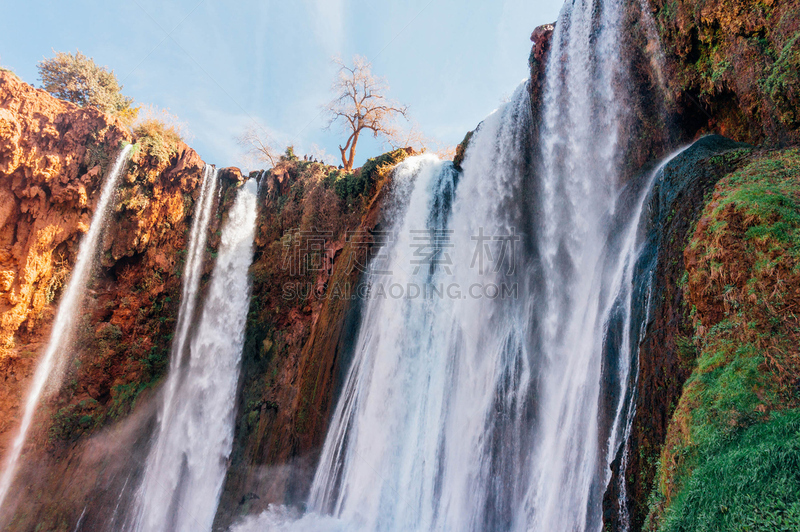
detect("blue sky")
(1, 0), (563, 169)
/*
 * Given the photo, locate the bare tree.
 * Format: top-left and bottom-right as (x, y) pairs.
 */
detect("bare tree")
(389, 121), (428, 152)
(237, 124), (280, 167)
(326, 56), (408, 172)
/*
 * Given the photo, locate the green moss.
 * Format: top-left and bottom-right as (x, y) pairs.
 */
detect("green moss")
(764, 34), (800, 128)
(48, 399), (101, 443)
(660, 411), (800, 532)
(648, 148), (800, 530)
(714, 149), (800, 255)
(325, 148), (409, 204)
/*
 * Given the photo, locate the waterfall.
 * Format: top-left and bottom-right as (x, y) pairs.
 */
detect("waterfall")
(126, 164), (218, 530)
(0, 145), (133, 512)
(231, 0), (663, 528)
(130, 178), (258, 532)
(159, 165), (219, 426)
(520, 0), (632, 527)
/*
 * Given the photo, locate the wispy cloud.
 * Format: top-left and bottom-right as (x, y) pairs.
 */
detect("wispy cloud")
(303, 0), (346, 55)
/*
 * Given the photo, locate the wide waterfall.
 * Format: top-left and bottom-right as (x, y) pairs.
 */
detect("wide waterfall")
(129, 178), (258, 532)
(231, 0), (661, 529)
(0, 145), (133, 513)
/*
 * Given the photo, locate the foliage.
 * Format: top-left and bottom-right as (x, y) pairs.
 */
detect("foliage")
(132, 109), (184, 166)
(650, 0), (800, 143)
(326, 147), (409, 203)
(48, 399), (101, 444)
(764, 34), (800, 129)
(37, 50), (138, 125)
(647, 149), (800, 530)
(282, 145), (298, 161)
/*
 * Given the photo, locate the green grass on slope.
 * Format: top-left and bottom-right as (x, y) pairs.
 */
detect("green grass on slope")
(647, 149), (800, 531)
(660, 410), (800, 532)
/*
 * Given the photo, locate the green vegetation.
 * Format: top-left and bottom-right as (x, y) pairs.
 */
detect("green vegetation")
(48, 398), (101, 444)
(36, 50), (187, 163)
(37, 50), (138, 125)
(764, 34), (800, 128)
(654, 0), (800, 143)
(133, 114), (184, 166)
(647, 149), (800, 531)
(325, 148), (409, 204)
(282, 145), (298, 161)
(659, 411), (800, 531)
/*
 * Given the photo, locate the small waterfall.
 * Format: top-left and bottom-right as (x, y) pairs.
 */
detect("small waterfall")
(159, 165), (219, 424)
(611, 145), (691, 530)
(130, 179), (258, 532)
(0, 145), (133, 513)
(126, 164), (218, 530)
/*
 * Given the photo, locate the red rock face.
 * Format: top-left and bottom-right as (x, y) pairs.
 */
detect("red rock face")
(649, 0), (800, 145)
(213, 156), (407, 528)
(0, 70), (130, 455)
(0, 72), (409, 526)
(528, 22), (554, 132)
(0, 71), (226, 530)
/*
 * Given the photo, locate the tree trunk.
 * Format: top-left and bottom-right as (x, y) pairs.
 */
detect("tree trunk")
(345, 130), (360, 172)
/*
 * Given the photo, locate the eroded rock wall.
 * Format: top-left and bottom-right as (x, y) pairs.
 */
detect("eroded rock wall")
(0, 71), (234, 530)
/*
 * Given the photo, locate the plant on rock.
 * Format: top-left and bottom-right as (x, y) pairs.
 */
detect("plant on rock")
(38, 50), (138, 125)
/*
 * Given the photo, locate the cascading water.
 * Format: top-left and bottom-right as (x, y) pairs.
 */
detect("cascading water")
(519, 0), (632, 527)
(130, 178), (258, 532)
(231, 0), (664, 529)
(159, 164), (219, 427)
(126, 164), (218, 531)
(0, 145), (133, 514)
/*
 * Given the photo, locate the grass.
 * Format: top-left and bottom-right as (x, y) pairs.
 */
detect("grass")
(647, 148), (800, 530)
(659, 410), (800, 531)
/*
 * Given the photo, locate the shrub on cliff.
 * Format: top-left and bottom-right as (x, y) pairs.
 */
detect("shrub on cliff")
(326, 148), (410, 204)
(38, 50), (138, 125)
(132, 106), (186, 166)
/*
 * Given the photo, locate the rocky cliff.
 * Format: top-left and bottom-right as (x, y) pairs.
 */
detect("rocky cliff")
(643, 145), (800, 531)
(0, 67), (416, 529)
(525, 2), (800, 530)
(1, 0), (799, 527)
(214, 149), (412, 528)
(600, 1), (800, 530)
(649, 0), (800, 145)
(0, 70), (223, 530)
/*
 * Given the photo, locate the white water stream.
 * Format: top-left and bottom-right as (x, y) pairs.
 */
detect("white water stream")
(130, 179), (258, 532)
(0, 145), (133, 512)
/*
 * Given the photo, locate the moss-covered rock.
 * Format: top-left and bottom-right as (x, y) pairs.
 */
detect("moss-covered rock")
(649, 0), (800, 144)
(645, 148), (800, 531)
